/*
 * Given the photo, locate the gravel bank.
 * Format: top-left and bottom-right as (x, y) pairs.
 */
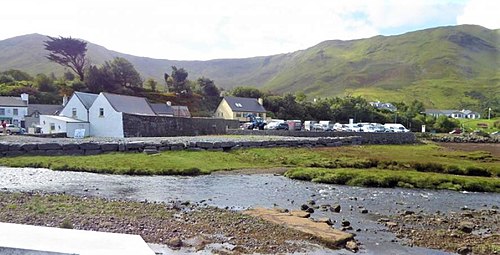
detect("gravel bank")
(0, 192), (326, 254)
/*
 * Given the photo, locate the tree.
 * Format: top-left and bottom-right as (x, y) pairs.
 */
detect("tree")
(165, 66), (189, 93)
(44, 36), (87, 81)
(34, 73), (56, 92)
(230, 86), (264, 98)
(104, 57), (142, 88)
(433, 116), (459, 133)
(144, 78), (158, 91)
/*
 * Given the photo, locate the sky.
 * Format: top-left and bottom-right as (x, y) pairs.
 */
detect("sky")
(1, 0), (499, 60)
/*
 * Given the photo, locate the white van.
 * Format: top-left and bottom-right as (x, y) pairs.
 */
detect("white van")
(383, 123), (410, 133)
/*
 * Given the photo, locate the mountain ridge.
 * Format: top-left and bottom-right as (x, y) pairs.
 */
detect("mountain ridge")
(0, 25), (498, 110)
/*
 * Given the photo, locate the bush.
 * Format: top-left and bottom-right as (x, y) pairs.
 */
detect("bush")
(444, 165), (465, 175)
(464, 166), (491, 177)
(412, 162), (445, 173)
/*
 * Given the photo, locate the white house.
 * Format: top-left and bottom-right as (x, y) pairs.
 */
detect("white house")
(424, 109), (481, 119)
(0, 93), (29, 127)
(89, 92), (157, 138)
(40, 115), (90, 137)
(59, 92), (98, 121)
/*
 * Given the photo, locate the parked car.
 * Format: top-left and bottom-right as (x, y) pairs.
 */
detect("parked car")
(449, 129), (462, 134)
(0, 124), (25, 134)
(276, 122), (289, 130)
(383, 123), (410, 133)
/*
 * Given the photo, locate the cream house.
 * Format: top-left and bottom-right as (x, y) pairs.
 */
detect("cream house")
(215, 96), (266, 122)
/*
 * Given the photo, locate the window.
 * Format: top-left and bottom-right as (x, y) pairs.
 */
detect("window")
(72, 108), (77, 118)
(234, 103), (243, 108)
(0, 108), (4, 115)
(99, 108), (104, 117)
(50, 123), (55, 131)
(13, 109), (18, 116)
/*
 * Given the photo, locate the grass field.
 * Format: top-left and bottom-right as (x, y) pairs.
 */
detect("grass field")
(458, 117), (500, 133)
(1, 143), (498, 192)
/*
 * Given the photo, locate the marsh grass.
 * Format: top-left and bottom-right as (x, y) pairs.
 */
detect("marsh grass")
(0, 143), (498, 192)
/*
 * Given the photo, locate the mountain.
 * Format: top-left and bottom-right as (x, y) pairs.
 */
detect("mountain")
(0, 25), (499, 109)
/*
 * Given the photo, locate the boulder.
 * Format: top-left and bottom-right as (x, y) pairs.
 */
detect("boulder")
(167, 237), (183, 249)
(345, 240), (359, 252)
(38, 143), (62, 150)
(79, 142), (101, 150)
(458, 221), (474, 233)
(331, 204), (341, 213)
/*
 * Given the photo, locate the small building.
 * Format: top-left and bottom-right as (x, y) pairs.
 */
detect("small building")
(25, 104), (63, 130)
(89, 92), (157, 138)
(0, 93), (28, 127)
(150, 102), (174, 116)
(172, 105), (191, 118)
(369, 101), (397, 112)
(40, 115), (89, 137)
(424, 109), (481, 119)
(215, 96), (266, 122)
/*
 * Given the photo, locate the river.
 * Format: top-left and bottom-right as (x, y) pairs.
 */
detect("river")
(1, 167), (499, 254)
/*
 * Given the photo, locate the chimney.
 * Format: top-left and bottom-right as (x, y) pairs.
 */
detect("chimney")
(257, 98), (263, 105)
(20, 93), (29, 105)
(62, 94), (68, 106)
(166, 101), (172, 106)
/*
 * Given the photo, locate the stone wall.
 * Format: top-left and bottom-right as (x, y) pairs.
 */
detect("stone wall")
(0, 136), (363, 157)
(227, 130), (416, 144)
(122, 114), (240, 137)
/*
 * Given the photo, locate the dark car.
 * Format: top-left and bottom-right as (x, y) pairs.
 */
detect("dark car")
(276, 122), (289, 130)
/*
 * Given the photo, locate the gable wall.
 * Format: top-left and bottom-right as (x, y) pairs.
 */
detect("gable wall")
(89, 94), (124, 138)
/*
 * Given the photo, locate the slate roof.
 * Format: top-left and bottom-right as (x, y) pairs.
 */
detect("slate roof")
(223, 96), (266, 113)
(150, 103), (174, 116)
(102, 93), (156, 115)
(0, 96), (27, 107)
(172, 106), (191, 118)
(27, 104), (63, 116)
(74, 92), (98, 110)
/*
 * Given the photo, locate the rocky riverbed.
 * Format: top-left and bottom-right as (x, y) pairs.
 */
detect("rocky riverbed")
(384, 207), (499, 255)
(0, 192), (332, 254)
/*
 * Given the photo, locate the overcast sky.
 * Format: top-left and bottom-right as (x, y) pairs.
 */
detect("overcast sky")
(1, 0), (498, 60)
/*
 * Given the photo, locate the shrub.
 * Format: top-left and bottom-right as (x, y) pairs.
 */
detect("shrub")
(464, 166), (491, 177)
(444, 165), (465, 175)
(412, 162), (445, 173)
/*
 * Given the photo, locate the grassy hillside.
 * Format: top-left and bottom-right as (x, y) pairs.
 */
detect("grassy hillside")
(0, 25), (498, 110)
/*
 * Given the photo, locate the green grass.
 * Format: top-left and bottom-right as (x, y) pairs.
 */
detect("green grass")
(1, 143), (498, 192)
(457, 117), (500, 133)
(284, 168), (500, 192)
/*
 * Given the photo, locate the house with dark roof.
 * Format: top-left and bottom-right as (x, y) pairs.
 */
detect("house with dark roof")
(25, 104), (63, 129)
(215, 96), (266, 122)
(0, 93), (29, 127)
(150, 102), (174, 117)
(89, 92), (157, 137)
(424, 109), (481, 119)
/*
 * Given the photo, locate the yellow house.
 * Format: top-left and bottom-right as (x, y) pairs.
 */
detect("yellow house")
(215, 96), (267, 122)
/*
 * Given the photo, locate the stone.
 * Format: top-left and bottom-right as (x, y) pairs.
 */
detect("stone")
(306, 207), (315, 214)
(456, 246), (472, 255)
(345, 240), (359, 252)
(341, 220), (350, 227)
(167, 237), (183, 249)
(331, 204), (341, 213)
(300, 204), (309, 211)
(458, 221), (474, 233)
(307, 200), (316, 205)
(316, 217), (334, 226)
(0, 143), (9, 152)
(79, 142), (101, 150)
(20, 144), (38, 152)
(360, 209), (368, 214)
(101, 143), (119, 152)
(196, 142), (214, 149)
(386, 222), (398, 228)
(38, 143), (62, 150)
(62, 143), (80, 150)
(8, 144), (21, 151)
(403, 210), (415, 216)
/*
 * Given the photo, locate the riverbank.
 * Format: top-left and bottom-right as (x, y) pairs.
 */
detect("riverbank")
(0, 142), (498, 192)
(0, 192), (333, 254)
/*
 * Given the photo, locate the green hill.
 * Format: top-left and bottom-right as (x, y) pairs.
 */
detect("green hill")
(0, 25), (498, 110)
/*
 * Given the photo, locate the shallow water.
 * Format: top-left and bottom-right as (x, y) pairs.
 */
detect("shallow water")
(2, 167), (498, 254)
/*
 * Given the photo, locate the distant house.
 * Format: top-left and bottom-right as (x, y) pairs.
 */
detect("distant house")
(172, 106), (191, 118)
(0, 93), (28, 127)
(369, 101), (397, 112)
(150, 102), (174, 116)
(89, 92), (157, 138)
(25, 103), (63, 130)
(215, 96), (266, 122)
(424, 109), (481, 119)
